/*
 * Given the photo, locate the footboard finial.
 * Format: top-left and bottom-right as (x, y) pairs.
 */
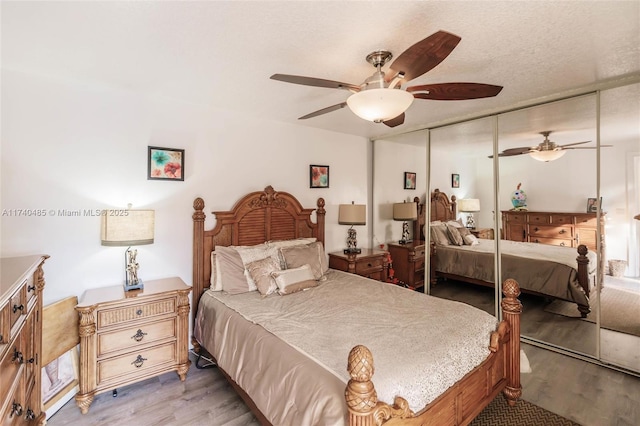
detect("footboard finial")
(346, 345), (377, 423)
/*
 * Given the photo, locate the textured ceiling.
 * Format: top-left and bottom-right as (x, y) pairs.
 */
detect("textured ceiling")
(2, 1), (639, 140)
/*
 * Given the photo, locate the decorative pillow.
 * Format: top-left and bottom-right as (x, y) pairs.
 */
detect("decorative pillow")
(313, 241), (329, 274)
(446, 220), (464, 228)
(215, 246), (252, 294)
(446, 224), (464, 246)
(271, 264), (318, 295)
(430, 224), (450, 245)
(457, 227), (471, 238)
(279, 243), (324, 280)
(234, 243), (272, 291)
(246, 257), (280, 296)
(463, 233), (480, 246)
(267, 237), (317, 249)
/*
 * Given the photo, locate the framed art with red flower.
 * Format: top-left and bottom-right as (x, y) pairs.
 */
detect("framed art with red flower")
(148, 146), (184, 181)
(310, 165), (329, 188)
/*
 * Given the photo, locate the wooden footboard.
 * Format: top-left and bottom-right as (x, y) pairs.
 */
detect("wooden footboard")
(345, 279), (522, 426)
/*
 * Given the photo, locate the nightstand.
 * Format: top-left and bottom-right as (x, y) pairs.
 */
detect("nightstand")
(328, 249), (389, 282)
(75, 277), (191, 414)
(387, 241), (426, 291)
(470, 228), (494, 240)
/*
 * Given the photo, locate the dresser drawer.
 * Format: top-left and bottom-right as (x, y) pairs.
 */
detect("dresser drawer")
(0, 344), (23, 404)
(527, 214), (551, 225)
(97, 342), (177, 386)
(529, 236), (572, 247)
(97, 297), (176, 329)
(0, 302), (8, 345)
(529, 225), (572, 239)
(413, 246), (426, 259)
(0, 372), (23, 426)
(575, 215), (598, 227)
(550, 214), (573, 225)
(355, 257), (383, 275)
(504, 213), (525, 223)
(98, 318), (176, 357)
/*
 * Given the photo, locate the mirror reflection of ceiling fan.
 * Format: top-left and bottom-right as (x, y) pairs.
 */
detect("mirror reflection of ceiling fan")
(270, 31), (503, 127)
(491, 131), (612, 162)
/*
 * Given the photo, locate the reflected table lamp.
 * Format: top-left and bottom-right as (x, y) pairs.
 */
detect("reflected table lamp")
(101, 208), (155, 291)
(458, 198), (480, 229)
(393, 202), (418, 244)
(339, 202), (366, 254)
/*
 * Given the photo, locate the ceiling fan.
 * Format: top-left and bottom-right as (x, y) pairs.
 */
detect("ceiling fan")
(492, 131), (610, 162)
(270, 31), (503, 127)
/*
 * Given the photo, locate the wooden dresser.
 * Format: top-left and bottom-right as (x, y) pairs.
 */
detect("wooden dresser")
(387, 241), (426, 291)
(1, 255), (48, 426)
(501, 210), (604, 251)
(328, 249), (389, 282)
(75, 277), (191, 414)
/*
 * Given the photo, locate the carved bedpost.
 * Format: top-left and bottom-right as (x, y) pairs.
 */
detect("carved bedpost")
(501, 278), (522, 406)
(413, 196), (423, 241)
(316, 197), (326, 246)
(345, 345), (377, 426)
(192, 197), (206, 348)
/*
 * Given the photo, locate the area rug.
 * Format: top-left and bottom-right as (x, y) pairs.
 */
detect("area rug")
(471, 397), (581, 426)
(544, 286), (640, 337)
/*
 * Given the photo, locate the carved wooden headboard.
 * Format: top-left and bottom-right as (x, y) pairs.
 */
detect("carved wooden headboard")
(192, 185), (326, 323)
(414, 189), (458, 240)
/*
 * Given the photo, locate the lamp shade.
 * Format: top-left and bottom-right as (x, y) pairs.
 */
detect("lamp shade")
(339, 203), (366, 225)
(346, 88), (414, 123)
(393, 202), (417, 221)
(529, 149), (566, 162)
(457, 199), (480, 213)
(101, 210), (155, 246)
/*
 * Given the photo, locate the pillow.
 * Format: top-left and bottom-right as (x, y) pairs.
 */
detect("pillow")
(430, 224), (450, 245)
(209, 252), (223, 291)
(215, 246), (252, 294)
(313, 241), (329, 274)
(446, 220), (464, 228)
(246, 257), (280, 296)
(446, 224), (464, 246)
(234, 243), (272, 291)
(271, 264), (318, 295)
(279, 243), (324, 280)
(267, 237), (317, 249)
(463, 233), (480, 246)
(457, 227), (471, 238)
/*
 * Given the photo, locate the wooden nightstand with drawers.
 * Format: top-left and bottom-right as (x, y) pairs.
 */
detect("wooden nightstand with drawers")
(75, 277), (191, 414)
(470, 228), (494, 240)
(387, 241), (426, 291)
(328, 249), (389, 282)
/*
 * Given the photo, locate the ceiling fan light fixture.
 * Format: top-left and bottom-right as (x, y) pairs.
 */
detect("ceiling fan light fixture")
(529, 149), (566, 162)
(346, 88), (414, 123)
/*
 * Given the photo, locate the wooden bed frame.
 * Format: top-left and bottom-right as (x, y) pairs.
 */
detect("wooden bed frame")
(424, 189), (592, 317)
(192, 185), (521, 426)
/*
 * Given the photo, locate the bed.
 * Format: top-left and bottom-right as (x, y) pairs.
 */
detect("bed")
(423, 189), (595, 317)
(191, 185), (522, 426)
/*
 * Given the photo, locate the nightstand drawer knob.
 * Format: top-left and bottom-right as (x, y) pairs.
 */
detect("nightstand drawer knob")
(131, 354), (147, 368)
(136, 309), (143, 316)
(13, 304), (24, 313)
(131, 329), (147, 342)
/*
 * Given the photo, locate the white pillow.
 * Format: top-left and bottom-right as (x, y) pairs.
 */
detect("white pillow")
(209, 252), (223, 291)
(271, 264), (318, 295)
(463, 234), (480, 246)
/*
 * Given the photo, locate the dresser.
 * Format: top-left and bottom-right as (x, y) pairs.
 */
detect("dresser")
(75, 277), (191, 414)
(386, 241), (426, 291)
(1, 255), (48, 426)
(501, 210), (604, 251)
(328, 249), (388, 282)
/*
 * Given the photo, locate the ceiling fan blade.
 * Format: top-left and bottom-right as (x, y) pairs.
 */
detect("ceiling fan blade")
(558, 140), (590, 148)
(408, 83), (503, 100)
(385, 31), (461, 83)
(500, 147), (535, 156)
(298, 102), (348, 120)
(271, 74), (360, 91)
(564, 144), (613, 149)
(383, 113), (405, 128)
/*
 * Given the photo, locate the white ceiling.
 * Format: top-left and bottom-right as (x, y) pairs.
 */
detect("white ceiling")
(2, 1), (640, 140)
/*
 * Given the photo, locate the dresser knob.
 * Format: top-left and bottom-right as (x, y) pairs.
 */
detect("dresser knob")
(136, 309), (143, 316)
(11, 402), (23, 417)
(131, 329), (147, 342)
(25, 408), (35, 420)
(559, 229), (566, 234)
(12, 348), (24, 364)
(132, 355), (147, 368)
(560, 242), (566, 246)
(28, 285), (36, 292)
(12, 304), (24, 314)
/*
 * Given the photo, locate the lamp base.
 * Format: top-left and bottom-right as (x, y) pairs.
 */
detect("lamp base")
(343, 248), (362, 254)
(124, 279), (144, 292)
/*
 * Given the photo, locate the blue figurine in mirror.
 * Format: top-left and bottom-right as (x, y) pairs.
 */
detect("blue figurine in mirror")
(511, 183), (527, 211)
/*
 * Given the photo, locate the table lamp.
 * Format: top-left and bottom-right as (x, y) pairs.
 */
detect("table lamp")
(393, 202), (418, 244)
(338, 202), (366, 254)
(101, 207), (155, 291)
(458, 198), (480, 228)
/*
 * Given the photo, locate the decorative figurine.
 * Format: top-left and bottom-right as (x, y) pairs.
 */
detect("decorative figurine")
(511, 183), (528, 211)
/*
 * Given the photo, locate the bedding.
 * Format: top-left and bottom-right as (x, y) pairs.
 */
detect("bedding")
(194, 269), (499, 425)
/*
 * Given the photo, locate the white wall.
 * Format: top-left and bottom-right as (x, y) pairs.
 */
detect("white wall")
(1, 69), (369, 305)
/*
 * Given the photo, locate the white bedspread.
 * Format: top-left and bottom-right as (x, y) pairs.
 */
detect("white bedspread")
(205, 270), (498, 413)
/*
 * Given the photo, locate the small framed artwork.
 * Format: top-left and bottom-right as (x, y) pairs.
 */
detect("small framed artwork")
(451, 174), (460, 188)
(42, 347), (79, 412)
(148, 146), (184, 181)
(310, 165), (330, 188)
(587, 197), (602, 213)
(404, 172), (416, 190)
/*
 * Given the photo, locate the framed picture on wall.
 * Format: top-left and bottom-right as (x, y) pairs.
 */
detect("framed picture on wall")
(404, 172), (416, 190)
(452, 174), (460, 188)
(148, 146), (184, 181)
(310, 165), (329, 188)
(587, 197), (602, 213)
